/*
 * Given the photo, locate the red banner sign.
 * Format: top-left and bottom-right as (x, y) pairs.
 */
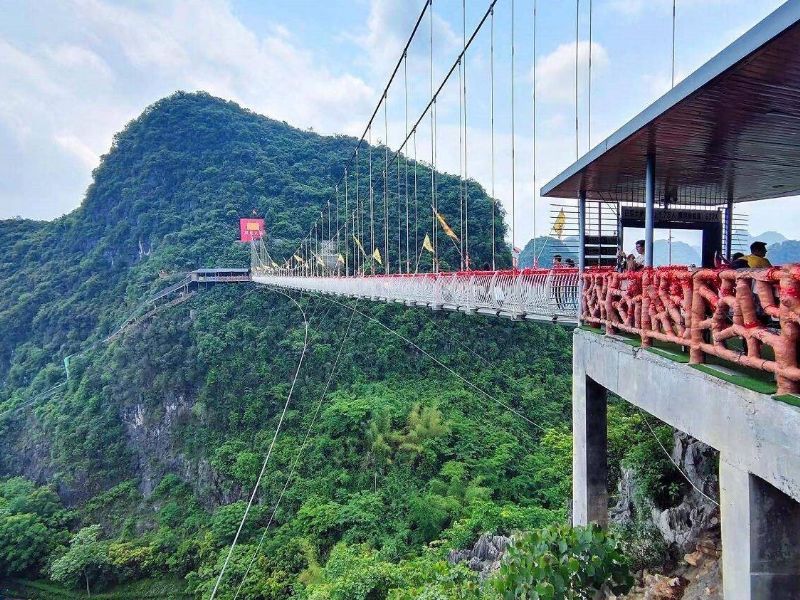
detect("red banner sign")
(239, 218), (265, 242)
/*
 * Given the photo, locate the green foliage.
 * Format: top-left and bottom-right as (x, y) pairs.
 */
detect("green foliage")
(0, 93), (667, 596)
(49, 525), (113, 593)
(0, 478), (70, 577)
(492, 524), (634, 599)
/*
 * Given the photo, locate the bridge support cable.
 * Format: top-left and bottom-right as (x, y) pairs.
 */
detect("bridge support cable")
(458, 56), (465, 270)
(575, 0), (580, 160)
(462, 0), (470, 270)
(209, 288), (310, 600)
(588, 0), (592, 149)
(490, 6), (496, 270)
(404, 52), (410, 274)
(532, 0), (537, 266)
(639, 409), (719, 507)
(232, 298), (360, 599)
(384, 93), (390, 274)
(413, 130), (419, 270)
(313, 293), (545, 432)
(510, 0), (517, 258)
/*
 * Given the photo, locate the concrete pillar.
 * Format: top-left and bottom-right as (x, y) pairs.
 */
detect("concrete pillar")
(645, 153), (655, 267)
(573, 371), (608, 527)
(720, 459), (800, 599)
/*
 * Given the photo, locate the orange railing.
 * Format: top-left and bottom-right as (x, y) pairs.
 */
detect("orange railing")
(582, 265), (800, 395)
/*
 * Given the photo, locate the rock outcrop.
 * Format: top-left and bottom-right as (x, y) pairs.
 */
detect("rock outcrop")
(448, 533), (512, 579)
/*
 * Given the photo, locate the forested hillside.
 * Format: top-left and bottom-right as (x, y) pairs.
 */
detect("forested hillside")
(0, 93), (681, 598)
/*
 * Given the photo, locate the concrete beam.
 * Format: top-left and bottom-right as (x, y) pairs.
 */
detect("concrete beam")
(573, 328), (800, 502)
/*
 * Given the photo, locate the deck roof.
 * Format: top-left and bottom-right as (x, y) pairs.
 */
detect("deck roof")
(541, 1), (800, 204)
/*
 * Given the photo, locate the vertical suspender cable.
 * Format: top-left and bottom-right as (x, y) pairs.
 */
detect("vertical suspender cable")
(532, 0), (537, 266)
(490, 6), (496, 270)
(383, 93), (390, 274)
(458, 59), (464, 270)
(397, 149), (402, 272)
(671, 0), (676, 88)
(588, 0), (592, 149)
(511, 0), (516, 261)
(575, 0), (580, 160)
(463, 0), (469, 269)
(369, 127), (375, 274)
(430, 2), (437, 271)
(413, 130), (419, 269)
(344, 170), (349, 274)
(356, 147), (361, 274)
(404, 53), (410, 273)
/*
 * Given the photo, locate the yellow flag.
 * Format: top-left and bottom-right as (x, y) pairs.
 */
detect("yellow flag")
(293, 253), (304, 264)
(352, 234), (367, 256)
(315, 253), (325, 267)
(422, 234), (434, 253)
(271, 261), (281, 269)
(552, 208), (566, 240)
(372, 247), (383, 265)
(337, 253), (345, 264)
(434, 209), (459, 242)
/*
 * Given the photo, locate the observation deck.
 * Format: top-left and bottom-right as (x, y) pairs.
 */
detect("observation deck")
(541, 2), (800, 597)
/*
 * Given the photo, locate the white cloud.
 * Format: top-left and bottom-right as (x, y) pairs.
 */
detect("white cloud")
(0, 0), (381, 219)
(535, 41), (609, 104)
(54, 133), (100, 170)
(45, 44), (113, 80)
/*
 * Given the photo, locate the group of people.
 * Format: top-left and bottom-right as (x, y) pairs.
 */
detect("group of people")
(613, 240), (773, 272)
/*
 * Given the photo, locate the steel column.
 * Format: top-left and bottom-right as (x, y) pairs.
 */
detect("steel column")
(725, 194), (734, 260)
(578, 190), (587, 271)
(644, 153), (655, 267)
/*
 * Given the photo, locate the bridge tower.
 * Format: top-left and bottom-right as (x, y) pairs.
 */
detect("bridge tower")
(542, 4), (800, 598)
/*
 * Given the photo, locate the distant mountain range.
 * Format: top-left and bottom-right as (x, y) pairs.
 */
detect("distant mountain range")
(519, 230), (800, 268)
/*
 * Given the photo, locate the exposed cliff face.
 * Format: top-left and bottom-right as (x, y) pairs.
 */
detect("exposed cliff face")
(614, 431), (722, 600)
(612, 432), (719, 555)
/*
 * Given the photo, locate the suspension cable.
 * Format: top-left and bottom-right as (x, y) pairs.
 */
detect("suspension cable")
(344, 170), (349, 274)
(231, 299), (359, 599)
(404, 52), (410, 274)
(532, 0), (537, 267)
(458, 57), (464, 270)
(317, 295), (545, 431)
(384, 93), (390, 274)
(491, 6), (496, 270)
(209, 289), (310, 600)
(511, 0), (516, 261)
(671, 0), (677, 88)
(430, 1), (437, 272)
(588, 0), (592, 149)
(463, 0), (469, 269)
(413, 130), (418, 268)
(575, 0), (580, 160)
(369, 126), (375, 274)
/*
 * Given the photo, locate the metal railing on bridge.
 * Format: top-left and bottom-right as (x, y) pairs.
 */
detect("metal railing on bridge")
(251, 268), (580, 323)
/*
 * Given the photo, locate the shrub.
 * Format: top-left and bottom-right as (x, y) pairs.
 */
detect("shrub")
(492, 524), (633, 599)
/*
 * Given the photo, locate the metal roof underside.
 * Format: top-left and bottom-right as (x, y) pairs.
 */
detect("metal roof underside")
(541, 1), (800, 204)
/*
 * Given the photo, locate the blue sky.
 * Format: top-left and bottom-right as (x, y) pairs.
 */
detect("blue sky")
(1, 0), (797, 244)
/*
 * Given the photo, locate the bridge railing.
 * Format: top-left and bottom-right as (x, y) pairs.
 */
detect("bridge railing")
(582, 265), (800, 394)
(251, 268), (581, 322)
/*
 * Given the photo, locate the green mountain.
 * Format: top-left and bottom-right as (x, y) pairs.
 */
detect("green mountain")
(0, 92), (675, 598)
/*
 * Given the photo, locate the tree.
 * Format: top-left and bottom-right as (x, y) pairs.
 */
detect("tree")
(0, 513), (52, 575)
(50, 525), (112, 596)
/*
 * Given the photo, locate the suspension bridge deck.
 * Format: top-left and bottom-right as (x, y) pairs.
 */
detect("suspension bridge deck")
(252, 269), (580, 323)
